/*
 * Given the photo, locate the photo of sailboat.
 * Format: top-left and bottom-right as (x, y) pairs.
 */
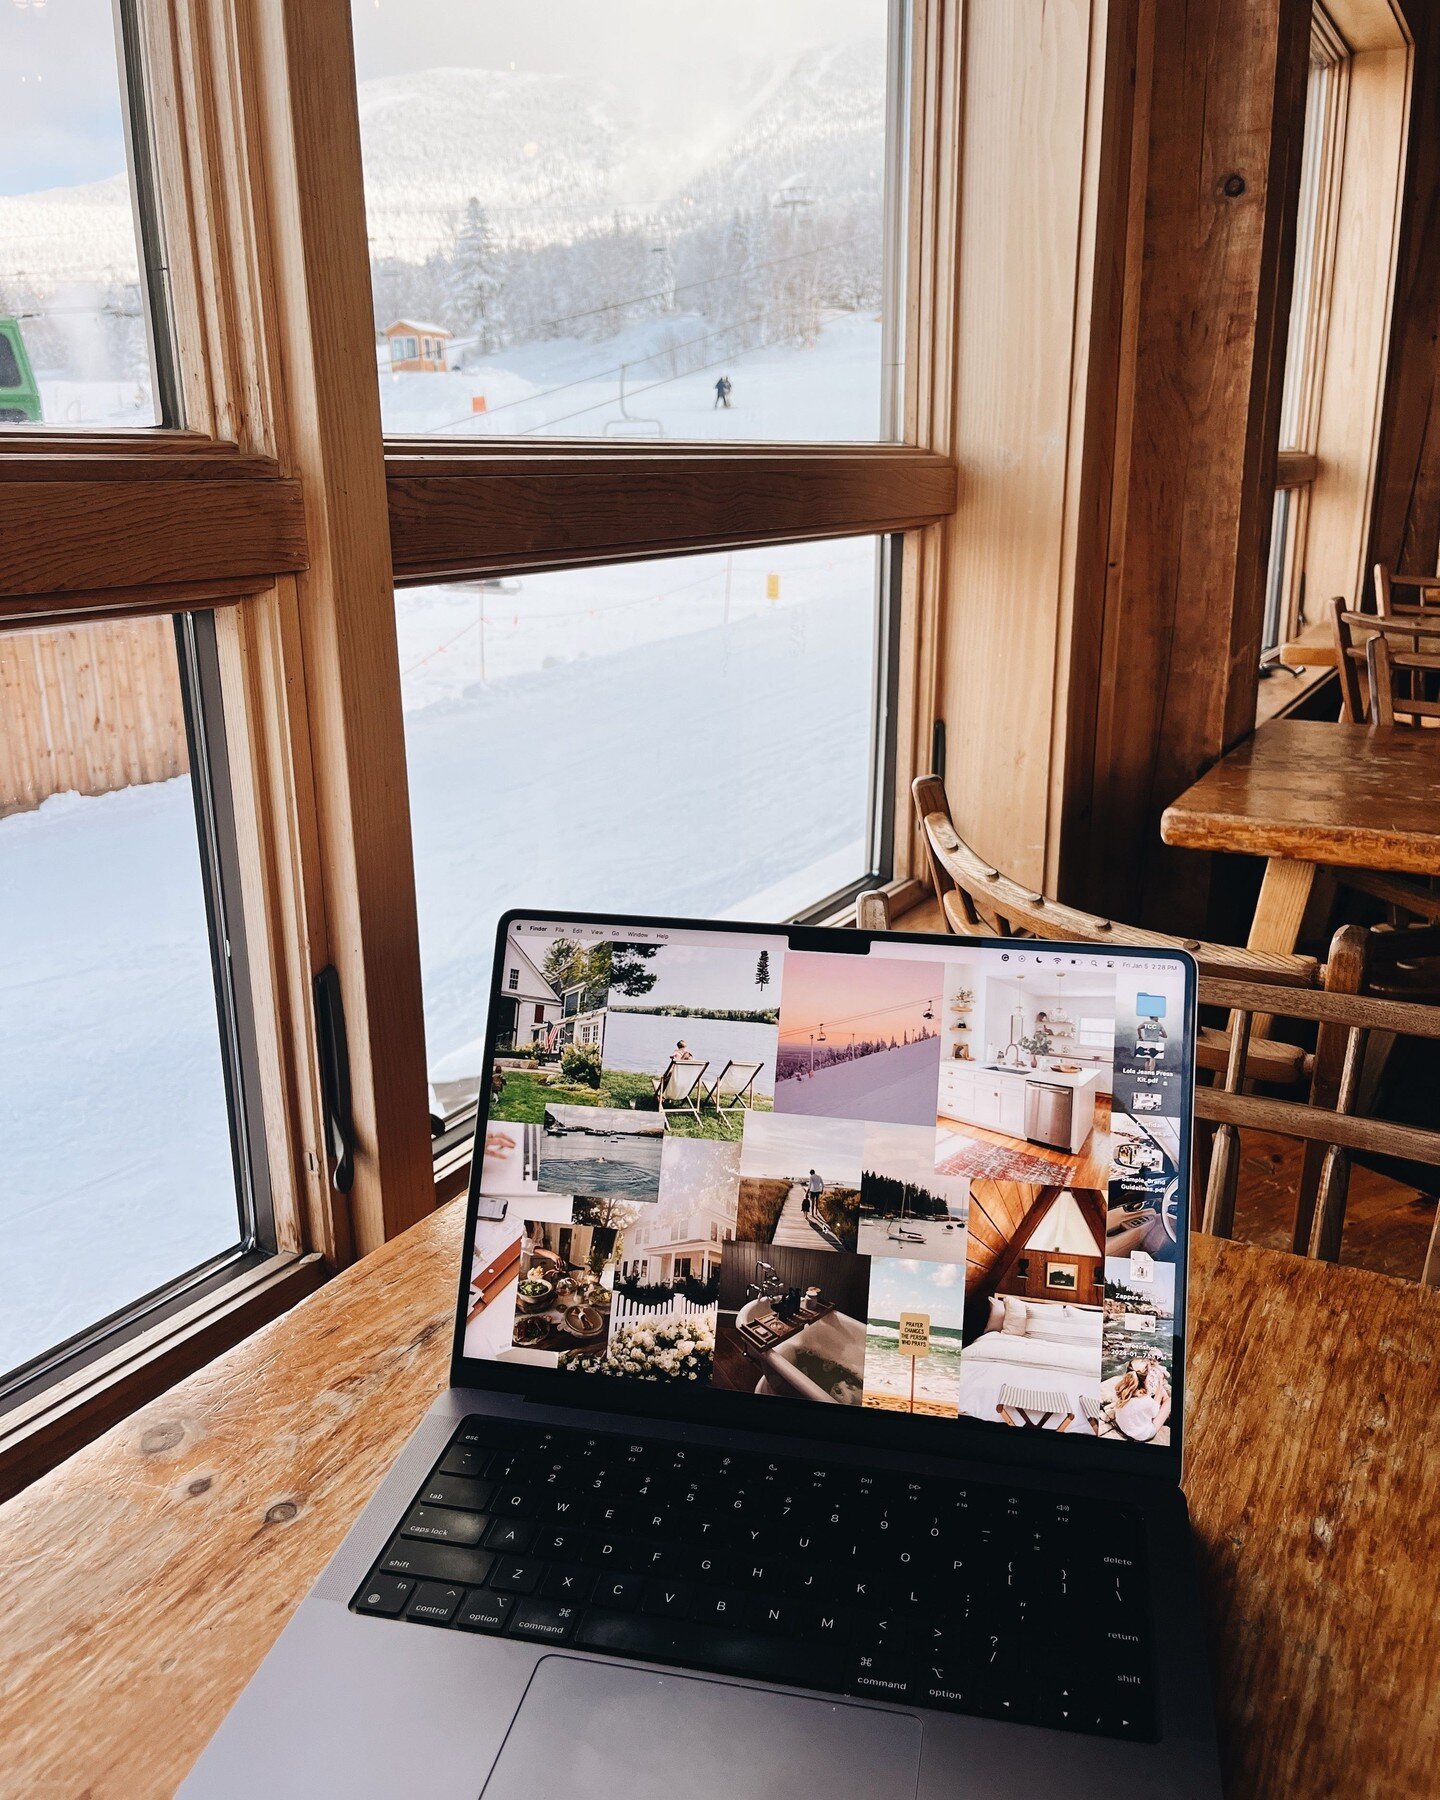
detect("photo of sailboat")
(855, 1122), (969, 1264)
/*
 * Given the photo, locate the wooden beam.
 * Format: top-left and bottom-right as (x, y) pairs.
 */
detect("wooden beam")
(1369, 7), (1440, 576)
(385, 447), (957, 582)
(0, 463), (306, 612)
(1072, 0), (1313, 929)
(1275, 449), (1320, 487)
(246, 0), (436, 1252)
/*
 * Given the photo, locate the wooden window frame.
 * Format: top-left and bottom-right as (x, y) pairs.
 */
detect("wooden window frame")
(1271, 0), (1415, 676)
(0, 0), (958, 1494)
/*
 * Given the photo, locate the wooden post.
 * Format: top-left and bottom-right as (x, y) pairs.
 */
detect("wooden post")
(1067, 0), (1313, 930)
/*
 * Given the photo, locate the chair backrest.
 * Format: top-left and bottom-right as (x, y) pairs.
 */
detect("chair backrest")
(1198, 925), (1440, 1282)
(910, 775), (1321, 987)
(713, 1059), (762, 1101)
(855, 890), (893, 932)
(1328, 596), (1440, 722)
(1365, 634), (1440, 730)
(658, 1058), (707, 1100)
(1374, 561), (1440, 619)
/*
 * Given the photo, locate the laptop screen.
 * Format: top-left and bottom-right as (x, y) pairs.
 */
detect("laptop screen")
(461, 912), (1192, 1461)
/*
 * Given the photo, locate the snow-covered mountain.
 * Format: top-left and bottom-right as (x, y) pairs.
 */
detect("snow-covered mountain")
(1, 35), (885, 287)
(359, 37), (886, 258)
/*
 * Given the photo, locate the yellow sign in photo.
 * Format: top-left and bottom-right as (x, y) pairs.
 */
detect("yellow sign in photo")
(897, 1311), (931, 1357)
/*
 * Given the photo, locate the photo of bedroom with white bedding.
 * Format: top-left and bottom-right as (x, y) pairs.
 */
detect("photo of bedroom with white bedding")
(957, 1180), (1105, 1433)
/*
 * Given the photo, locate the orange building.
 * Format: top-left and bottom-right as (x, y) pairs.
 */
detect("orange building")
(383, 319), (451, 372)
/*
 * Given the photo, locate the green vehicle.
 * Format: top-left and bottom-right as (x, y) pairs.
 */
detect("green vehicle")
(0, 318), (42, 423)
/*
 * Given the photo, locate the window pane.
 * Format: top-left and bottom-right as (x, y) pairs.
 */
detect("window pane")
(0, 618), (243, 1383)
(400, 538), (884, 1110)
(352, 1), (901, 442)
(0, 0), (162, 427)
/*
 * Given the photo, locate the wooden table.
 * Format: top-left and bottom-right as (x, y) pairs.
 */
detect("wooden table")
(2, 1204), (1437, 1799)
(1161, 717), (1440, 953)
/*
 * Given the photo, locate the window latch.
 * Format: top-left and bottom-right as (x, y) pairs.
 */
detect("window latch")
(313, 964), (355, 1194)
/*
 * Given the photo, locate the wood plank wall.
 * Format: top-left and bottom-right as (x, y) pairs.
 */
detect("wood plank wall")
(1061, 0), (1313, 931)
(0, 617), (188, 816)
(1371, 10), (1440, 573)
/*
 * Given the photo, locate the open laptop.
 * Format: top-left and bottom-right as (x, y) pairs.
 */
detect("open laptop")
(184, 909), (1221, 1798)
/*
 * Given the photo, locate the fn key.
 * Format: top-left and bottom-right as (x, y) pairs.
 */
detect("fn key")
(354, 1574), (412, 1617)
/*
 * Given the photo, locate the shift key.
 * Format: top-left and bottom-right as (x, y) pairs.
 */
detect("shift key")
(401, 1504), (486, 1546)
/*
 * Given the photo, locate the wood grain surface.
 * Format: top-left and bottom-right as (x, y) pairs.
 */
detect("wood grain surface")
(1, 1204), (1436, 1798)
(1161, 718), (1440, 875)
(385, 448), (957, 582)
(0, 475), (307, 607)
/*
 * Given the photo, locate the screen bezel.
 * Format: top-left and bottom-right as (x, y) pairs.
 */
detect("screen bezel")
(449, 906), (1196, 1488)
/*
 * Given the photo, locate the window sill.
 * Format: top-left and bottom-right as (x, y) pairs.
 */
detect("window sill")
(0, 1252), (326, 1502)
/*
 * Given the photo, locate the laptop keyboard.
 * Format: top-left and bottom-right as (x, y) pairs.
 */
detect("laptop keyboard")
(350, 1415), (1157, 1742)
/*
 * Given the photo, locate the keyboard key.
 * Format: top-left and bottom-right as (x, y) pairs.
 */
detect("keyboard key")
(438, 1445), (488, 1479)
(354, 1574), (412, 1616)
(406, 1582), (463, 1625)
(401, 1505), (486, 1546)
(490, 1557), (543, 1595)
(592, 1572), (646, 1610)
(456, 1590), (514, 1634)
(534, 1527), (593, 1562)
(846, 1652), (914, 1702)
(484, 1518), (536, 1553)
(508, 1598), (580, 1644)
(542, 1565), (594, 1603)
(492, 1486), (537, 1518)
(917, 1662), (977, 1712)
(690, 1588), (750, 1628)
(419, 1473), (496, 1512)
(575, 1609), (845, 1691)
(381, 1540), (494, 1587)
(642, 1580), (694, 1618)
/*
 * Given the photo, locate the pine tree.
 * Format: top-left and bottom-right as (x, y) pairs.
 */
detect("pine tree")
(450, 198), (505, 353)
(755, 950), (771, 994)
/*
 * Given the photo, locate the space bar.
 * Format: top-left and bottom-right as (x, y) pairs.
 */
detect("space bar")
(575, 1608), (844, 1690)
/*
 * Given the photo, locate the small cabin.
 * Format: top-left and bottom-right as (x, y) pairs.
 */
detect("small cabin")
(383, 318), (450, 373)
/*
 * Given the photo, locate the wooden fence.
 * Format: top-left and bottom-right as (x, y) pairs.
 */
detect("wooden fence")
(0, 618), (190, 817)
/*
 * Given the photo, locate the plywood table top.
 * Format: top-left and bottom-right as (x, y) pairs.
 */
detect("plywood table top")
(1161, 718), (1440, 875)
(2, 1204), (1437, 1798)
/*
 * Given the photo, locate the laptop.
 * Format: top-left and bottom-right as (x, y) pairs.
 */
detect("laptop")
(184, 909), (1221, 1798)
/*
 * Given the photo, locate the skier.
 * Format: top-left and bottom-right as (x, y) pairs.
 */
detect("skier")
(713, 374), (733, 409)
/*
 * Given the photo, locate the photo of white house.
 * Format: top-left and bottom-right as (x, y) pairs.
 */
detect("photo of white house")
(495, 927), (562, 1049)
(621, 1138), (740, 1289)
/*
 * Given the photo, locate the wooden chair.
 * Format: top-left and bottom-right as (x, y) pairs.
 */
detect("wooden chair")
(911, 774), (1320, 1087)
(651, 1057), (709, 1125)
(1325, 595), (1440, 722)
(1374, 561), (1440, 620)
(855, 890), (893, 932)
(1365, 634), (1440, 730)
(1199, 924), (1440, 1284)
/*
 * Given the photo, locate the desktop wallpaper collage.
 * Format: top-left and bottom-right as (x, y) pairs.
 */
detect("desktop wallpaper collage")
(466, 920), (1188, 1449)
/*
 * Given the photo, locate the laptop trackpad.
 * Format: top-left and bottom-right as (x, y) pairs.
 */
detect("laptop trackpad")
(480, 1656), (923, 1800)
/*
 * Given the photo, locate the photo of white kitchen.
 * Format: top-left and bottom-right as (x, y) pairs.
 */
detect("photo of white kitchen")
(933, 959), (1115, 1187)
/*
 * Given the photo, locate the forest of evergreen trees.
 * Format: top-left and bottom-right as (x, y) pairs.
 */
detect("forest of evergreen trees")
(369, 188), (883, 373)
(857, 1169), (952, 1221)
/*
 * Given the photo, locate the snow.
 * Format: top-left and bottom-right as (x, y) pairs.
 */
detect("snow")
(0, 784), (239, 1377)
(775, 1039), (943, 1130)
(1, 42), (891, 1376)
(401, 538), (879, 1080)
(382, 309), (883, 441)
(0, 536), (878, 1376)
